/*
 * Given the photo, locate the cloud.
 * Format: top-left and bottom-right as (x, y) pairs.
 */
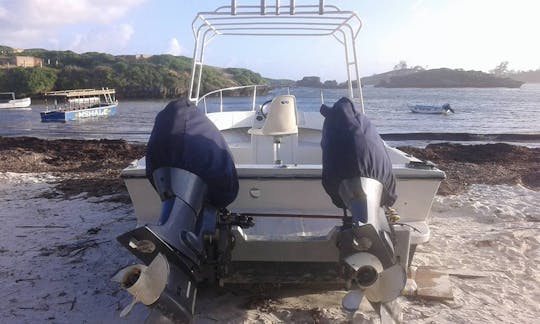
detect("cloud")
(378, 0), (540, 72)
(70, 24), (135, 53)
(0, 0), (144, 51)
(166, 38), (183, 56)
(411, 0), (425, 11)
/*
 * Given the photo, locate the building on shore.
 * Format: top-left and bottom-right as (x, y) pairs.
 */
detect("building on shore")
(0, 56), (44, 68)
(118, 54), (153, 61)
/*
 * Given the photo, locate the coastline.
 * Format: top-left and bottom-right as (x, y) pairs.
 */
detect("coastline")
(398, 143), (540, 195)
(0, 137), (539, 323)
(0, 136), (538, 200)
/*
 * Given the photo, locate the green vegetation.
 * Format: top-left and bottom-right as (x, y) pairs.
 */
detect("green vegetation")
(0, 45), (15, 55)
(296, 76), (322, 87)
(375, 68), (524, 88)
(0, 67), (58, 97)
(0, 46), (268, 99)
(363, 61), (534, 88)
(224, 68), (266, 86)
(490, 61), (540, 83)
(265, 77), (295, 88)
(511, 70), (540, 83)
(3, 48), (534, 97)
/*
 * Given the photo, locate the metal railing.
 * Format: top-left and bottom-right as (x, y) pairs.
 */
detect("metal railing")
(189, 0), (365, 113)
(197, 84), (269, 114)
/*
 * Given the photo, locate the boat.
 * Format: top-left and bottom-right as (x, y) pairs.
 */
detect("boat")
(40, 88), (118, 122)
(0, 92), (31, 109)
(409, 103), (454, 114)
(114, 1), (445, 323)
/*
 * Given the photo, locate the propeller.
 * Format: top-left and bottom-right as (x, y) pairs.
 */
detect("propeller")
(112, 253), (169, 317)
(341, 253), (406, 316)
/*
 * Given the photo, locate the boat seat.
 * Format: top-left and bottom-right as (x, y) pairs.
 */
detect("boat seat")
(248, 95), (298, 164)
(248, 95), (298, 136)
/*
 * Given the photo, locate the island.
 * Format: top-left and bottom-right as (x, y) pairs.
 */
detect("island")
(290, 67), (525, 89)
(373, 68), (524, 88)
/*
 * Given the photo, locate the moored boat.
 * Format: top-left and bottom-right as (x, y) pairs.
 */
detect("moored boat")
(114, 1), (446, 322)
(40, 88), (118, 122)
(0, 92), (31, 110)
(409, 103), (455, 114)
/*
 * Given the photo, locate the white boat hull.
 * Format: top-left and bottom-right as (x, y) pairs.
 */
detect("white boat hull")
(409, 104), (452, 114)
(121, 111), (444, 249)
(0, 97), (31, 109)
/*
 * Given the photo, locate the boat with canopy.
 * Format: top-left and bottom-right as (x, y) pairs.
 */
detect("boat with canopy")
(41, 88), (118, 122)
(115, 2), (445, 322)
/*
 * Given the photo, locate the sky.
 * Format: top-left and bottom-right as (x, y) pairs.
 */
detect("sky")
(1, 0), (539, 81)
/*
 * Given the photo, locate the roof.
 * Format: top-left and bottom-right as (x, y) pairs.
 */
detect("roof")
(193, 1), (362, 39)
(44, 89), (115, 97)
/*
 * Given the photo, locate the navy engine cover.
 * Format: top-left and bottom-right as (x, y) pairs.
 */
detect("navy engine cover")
(320, 97), (397, 208)
(145, 98), (239, 208)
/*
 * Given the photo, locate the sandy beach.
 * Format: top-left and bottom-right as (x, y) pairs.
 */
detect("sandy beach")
(0, 137), (539, 323)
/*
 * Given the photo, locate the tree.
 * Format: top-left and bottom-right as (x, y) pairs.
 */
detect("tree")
(56, 65), (91, 90)
(490, 61), (509, 76)
(0, 46), (271, 98)
(0, 67), (57, 96)
(91, 65), (116, 88)
(393, 60), (408, 70)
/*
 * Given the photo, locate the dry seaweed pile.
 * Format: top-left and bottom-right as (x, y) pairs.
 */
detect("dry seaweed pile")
(0, 136), (145, 202)
(399, 143), (540, 195)
(1, 136), (538, 201)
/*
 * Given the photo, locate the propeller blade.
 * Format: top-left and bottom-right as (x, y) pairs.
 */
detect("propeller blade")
(369, 300), (402, 324)
(365, 264), (406, 303)
(342, 290), (364, 313)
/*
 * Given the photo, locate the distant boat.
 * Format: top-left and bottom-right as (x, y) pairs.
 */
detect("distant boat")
(409, 103), (454, 115)
(0, 92), (31, 110)
(40, 88), (118, 122)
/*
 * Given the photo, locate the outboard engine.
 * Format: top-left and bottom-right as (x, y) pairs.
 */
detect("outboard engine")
(115, 167), (219, 323)
(337, 177), (406, 322)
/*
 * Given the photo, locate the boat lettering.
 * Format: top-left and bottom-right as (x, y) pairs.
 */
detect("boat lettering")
(75, 108), (111, 118)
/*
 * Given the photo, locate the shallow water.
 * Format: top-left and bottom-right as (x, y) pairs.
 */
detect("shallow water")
(1, 85), (539, 146)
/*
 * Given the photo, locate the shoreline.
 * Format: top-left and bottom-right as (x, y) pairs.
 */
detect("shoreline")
(398, 142), (540, 195)
(1, 136), (539, 323)
(0, 136), (538, 200)
(0, 136), (146, 203)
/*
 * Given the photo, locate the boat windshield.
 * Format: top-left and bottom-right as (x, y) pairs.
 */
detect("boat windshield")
(0, 92), (16, 101)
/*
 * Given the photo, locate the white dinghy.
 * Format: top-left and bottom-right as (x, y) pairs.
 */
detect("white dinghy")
(116, 1), (445, 323)
(0, 92), (31, 110)
(409, 103), (455, 114)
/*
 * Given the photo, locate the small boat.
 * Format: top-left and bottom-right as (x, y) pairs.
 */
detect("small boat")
(40, 88), (118, 122)
(409, 103), (454, 114)
(0, 92), (31, 109)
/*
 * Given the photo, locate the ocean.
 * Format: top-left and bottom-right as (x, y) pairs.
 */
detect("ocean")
(1, 85), (539, 147)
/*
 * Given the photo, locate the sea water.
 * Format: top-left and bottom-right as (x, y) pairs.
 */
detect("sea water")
(1, 85), (539, 146)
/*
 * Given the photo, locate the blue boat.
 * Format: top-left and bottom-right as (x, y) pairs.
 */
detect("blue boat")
(41, 88), (118, 122)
